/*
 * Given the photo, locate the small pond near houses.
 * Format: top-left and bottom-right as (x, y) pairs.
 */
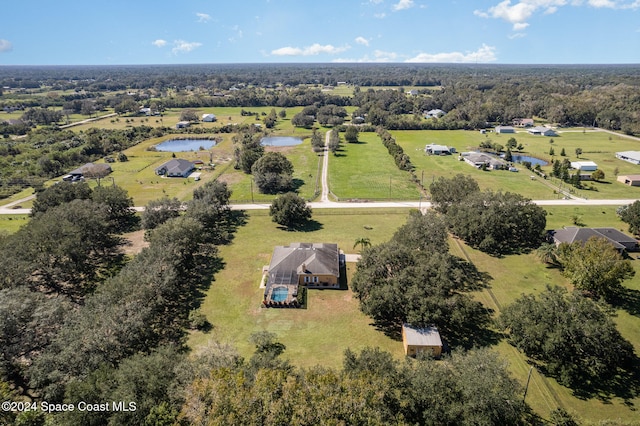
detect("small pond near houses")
(260, 136), (303, 147)
(155, 139), (216, 152)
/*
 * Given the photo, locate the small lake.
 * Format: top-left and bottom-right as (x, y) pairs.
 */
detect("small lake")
(261, 136), (303, 147)
(155, 139), (216, 152)
(507, 154), (548, 166)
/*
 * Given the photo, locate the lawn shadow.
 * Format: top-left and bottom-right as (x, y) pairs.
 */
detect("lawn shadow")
(291, 178), (304, 192)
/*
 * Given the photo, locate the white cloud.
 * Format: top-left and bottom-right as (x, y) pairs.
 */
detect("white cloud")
(513, 22), (530, 30)
(393, 0), (414, 10)
(0, 39), (13, 52)
(271, 43), (350, 56)
(508, 32), (527, 38)
(476, 0), (640, 30)
(355, 36), (370, 46)
(405, 44), (497, 63)
(196, 12), (212, 23)
(172, 40), (202, 54)
(152, 39), (167, 48)
(374, 12), (387, 18)
(369, 0), (384, 3)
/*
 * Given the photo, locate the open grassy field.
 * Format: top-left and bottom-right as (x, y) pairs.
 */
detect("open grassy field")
(188, 205), (640, 424)
(188, 209), (410, 367)
(394, 129), (640, 200)
(328, 131), (421, 200)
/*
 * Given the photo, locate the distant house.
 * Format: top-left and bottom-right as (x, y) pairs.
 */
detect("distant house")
(175, 121), (190, 129)
(461, 152), (506, 170)
(616, 151), (640, 165)
(527, 126), (556, 136)
(424, 109), (446, 119)
(139, 107), (152, 116)
(202, 113), (217, 122)
(64, 163), (112, 181)
(155, 159), (195, 178)
(570, 161), (598, 171)
(425, 144), (455, 155)
(495, 125), (516, 134)
(513, 118), (534, 127)
(402, 324), (443, 358)
(263, 243), (340, 308)
(550, 227), (638, 252)
(617, 175), (640, 187)
(407, 89), (419, 96)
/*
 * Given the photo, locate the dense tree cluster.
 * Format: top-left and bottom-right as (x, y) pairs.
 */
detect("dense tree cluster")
(232, 130), (264, 173)
(0, 180), (237, 424)
(618, 200), (640, 235)
(351, 212), (490, 346)
(181, 337), (531, 426)
(430, 175), (547, 255)
(500, 286), (635, 389)
(376, 127), (413, 171)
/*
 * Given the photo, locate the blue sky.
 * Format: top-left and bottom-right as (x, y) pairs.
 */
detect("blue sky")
(1, 0), (639, 65)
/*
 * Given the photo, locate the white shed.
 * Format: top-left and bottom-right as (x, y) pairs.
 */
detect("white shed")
(570, 161), (598, 171)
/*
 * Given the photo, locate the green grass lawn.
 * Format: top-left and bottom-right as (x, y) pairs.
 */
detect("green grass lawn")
(394, 129), (640, 200)
(188, 209), (411, 368)
(328, 132), (421, 200)
(0, 215), (29, 234)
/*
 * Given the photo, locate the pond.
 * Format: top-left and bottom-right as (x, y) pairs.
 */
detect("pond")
(261, 136), (303, 147)
(155, 139), (216, 152)
(508, 154), (548, 167)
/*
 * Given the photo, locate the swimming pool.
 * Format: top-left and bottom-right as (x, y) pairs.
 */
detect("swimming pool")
(271, 286), (289, 302)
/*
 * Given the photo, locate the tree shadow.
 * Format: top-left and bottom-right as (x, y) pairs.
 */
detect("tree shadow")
(348, 140), (367, 145)
(277, 219), (323, 232)
(607, 287), (640, 317)
(291, 178), (304, 192)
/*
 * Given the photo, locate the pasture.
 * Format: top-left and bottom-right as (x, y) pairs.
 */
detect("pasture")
(394, 129), (640, 200)
(328, 131), (421, 200)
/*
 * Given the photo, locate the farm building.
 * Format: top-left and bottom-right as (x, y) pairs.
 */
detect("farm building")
(424, 109), (446, 118)
(175, 121), (190, 129)
(616, 151), (640, 165)
(155, 159), (195, 178)
(550, 227), (638, 252)
(461, 152), (507, 170)
(570, 161), (598, 171)
(263, 243), (340, 308)
(202, 113), (217, 122)
(617, 175), (640, 186)
(513, 118), (534, 127)
(402, 324), (443, 358)
(495, 125), (516, 134)
(425, 144), (455, 155)
(63, 163), (112, 181)
(527, 126), (556, 136)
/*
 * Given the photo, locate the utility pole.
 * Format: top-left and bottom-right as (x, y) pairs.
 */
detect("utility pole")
(250, 178), (254, 203)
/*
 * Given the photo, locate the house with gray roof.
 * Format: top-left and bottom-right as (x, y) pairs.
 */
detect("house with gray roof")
(263, 243), (340, 308)
(155, 159), (195, 178)
(550, 227), (638, 252)
(616, 151), (640, 165)
(527, 126), (556, 136)
(64, 163), (112, 181)
(461, 152), (507, 170)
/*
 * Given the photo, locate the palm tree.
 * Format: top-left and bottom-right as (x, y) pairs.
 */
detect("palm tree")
(353, 237), (371, 251)
(535, 242), (558, 265)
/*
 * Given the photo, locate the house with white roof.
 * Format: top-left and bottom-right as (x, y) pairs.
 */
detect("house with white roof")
(570, 161), (598, 171)
(527, 126), (556, 136)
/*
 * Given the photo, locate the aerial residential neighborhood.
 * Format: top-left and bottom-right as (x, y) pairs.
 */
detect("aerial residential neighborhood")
(1, 62), (640, 425)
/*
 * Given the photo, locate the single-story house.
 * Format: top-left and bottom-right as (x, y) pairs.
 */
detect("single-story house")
(570, 161), (598, 171)
(424, 109), (446, 119)
(155, 159), (195, 177)
(263, 243), (340, 308)
(202, 113), (217, 122)
(175, 121), (191, 129)
(513, 118), (534, 127)
(407, 89), (419, 96)
(550, 227), (638, 252)
(425, 144), (455, 155)
(64, 163), (112, 181)
(495, 125), (516, 134)
(461, 152), (507, 170)
(617, 175), (640, 186)
(616, 151), (640, 165)
(527, 126), (556, 136)
(402, 324), (443, 358)
(139, 107), (152, 116)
